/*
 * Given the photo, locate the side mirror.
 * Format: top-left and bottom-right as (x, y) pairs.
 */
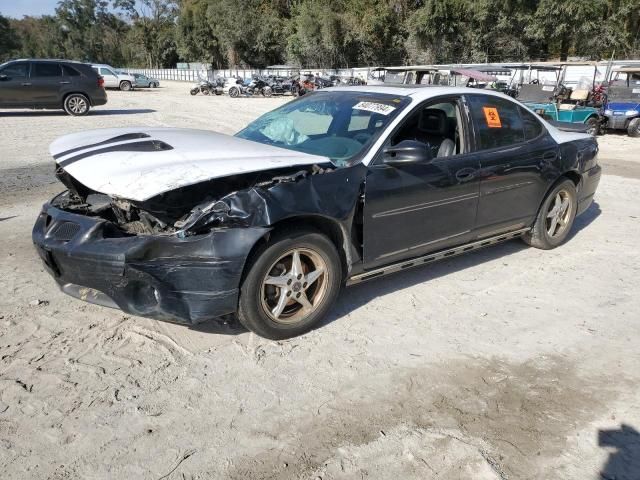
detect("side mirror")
(383, 140), (433, 166)
(0, 75), (7, 81)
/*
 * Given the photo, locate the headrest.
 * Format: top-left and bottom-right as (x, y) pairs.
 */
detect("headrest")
(419, 109), (448, 135)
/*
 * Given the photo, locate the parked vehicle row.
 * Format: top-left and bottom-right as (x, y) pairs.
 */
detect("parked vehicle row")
(188, 73), (363, 99)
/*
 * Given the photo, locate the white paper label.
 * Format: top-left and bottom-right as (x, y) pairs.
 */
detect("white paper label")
(633, 88), (640, 94)
(542, 86), (555, 91)
(353, 101), (396, 115)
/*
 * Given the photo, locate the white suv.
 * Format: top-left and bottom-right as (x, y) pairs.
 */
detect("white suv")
(91, 64), (136, 91)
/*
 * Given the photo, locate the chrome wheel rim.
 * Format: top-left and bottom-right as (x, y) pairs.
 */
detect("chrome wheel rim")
(260, 248), (328, 324)
(546, 190), (572, 238)
(68, 97), (87, 114)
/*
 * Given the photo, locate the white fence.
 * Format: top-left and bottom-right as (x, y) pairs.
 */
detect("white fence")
(120, 67), (374, 82)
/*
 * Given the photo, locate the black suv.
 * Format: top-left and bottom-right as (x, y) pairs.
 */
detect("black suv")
(0, 59), (108, 116)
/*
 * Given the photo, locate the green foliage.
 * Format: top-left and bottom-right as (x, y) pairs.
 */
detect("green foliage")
(0, 14), (20, 61)
(3, 0), (640, 68)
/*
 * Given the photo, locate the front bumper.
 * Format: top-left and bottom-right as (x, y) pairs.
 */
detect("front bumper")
(32, 203), (268, 325)
(606, 115), (631, 130)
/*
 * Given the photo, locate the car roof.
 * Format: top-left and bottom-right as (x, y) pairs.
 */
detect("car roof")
(322, 85), (516, 102)
(9, 58), (85, 64)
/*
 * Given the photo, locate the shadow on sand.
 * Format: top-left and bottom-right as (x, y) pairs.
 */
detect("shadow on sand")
(599, 424), (640, 480)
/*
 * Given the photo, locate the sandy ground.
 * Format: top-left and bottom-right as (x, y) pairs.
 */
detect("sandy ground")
(1, 81), (639, 480)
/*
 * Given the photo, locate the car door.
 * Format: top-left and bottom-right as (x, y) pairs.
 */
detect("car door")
(363, 95), (481, 268)
(0, 61), (31, 107)
(465, 94), (559, 237)
(30, 62), (64, 106)
(99, 67), (118, 88)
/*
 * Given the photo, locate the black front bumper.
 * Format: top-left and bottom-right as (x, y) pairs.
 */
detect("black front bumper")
(32, 203), (268, 325)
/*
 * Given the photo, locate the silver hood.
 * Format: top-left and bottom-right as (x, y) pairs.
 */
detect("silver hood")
(50, 127), (330, 202)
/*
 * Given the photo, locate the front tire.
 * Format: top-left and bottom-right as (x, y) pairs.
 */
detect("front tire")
(523, 179), (577, 250)
(119, 81), (132, 91)
(63, 93), (90, 116)
(229, 87), (240, 98)
(238, 229), (342, 340)
(627, 118), (640, 137)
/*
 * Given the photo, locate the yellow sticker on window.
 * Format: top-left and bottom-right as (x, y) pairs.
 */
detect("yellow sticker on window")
(483, 107), (502, 128)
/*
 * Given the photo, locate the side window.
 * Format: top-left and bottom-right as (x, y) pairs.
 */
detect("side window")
(0, 62), (29, 79)
(62, 65), (80, 77)
(390, 98), (465, 157)
(100, 68), (116, 77)
(33, 63), (62, 78)
(519, 106), (544, 140)
(467, 95), (525, 150)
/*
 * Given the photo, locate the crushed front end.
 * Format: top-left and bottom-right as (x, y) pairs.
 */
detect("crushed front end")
(32, 190), (269, 324)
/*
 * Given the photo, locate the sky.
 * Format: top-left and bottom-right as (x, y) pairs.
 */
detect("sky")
(1, 0), (63, 18)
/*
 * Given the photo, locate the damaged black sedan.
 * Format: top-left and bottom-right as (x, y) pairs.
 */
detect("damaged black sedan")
(33, 86), (601, 339)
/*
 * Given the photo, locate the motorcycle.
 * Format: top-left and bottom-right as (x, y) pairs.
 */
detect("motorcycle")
(189, 77), (223, 96)
(245, 78), (273, 97)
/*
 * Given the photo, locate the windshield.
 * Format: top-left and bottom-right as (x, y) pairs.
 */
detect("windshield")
(236, 91), (411, 166)
(608, 86), (640, 103)
(384, 71), (406, 84)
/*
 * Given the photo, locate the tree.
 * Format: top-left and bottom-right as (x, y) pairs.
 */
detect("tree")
(176, 0), (224, 67)
(0, 14), (20, 60)
(114, 0), (179, 67)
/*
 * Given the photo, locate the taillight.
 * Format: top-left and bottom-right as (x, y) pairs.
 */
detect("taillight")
(97, 76), (105, 88)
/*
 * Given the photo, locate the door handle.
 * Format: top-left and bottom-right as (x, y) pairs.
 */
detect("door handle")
(542, 151), (557, 162)
(21, 82), (32, 86)
(456, 168), (477, 183)
(59, 81), (70, 84)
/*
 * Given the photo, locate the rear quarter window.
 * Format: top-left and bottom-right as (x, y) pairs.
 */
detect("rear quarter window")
(62, 65), (81, 76)
(519, 106), (545, 140)
(467, 95), (525, 150)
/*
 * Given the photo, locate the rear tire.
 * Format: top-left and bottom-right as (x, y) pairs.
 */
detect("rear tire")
(63, 93), (90, 116)
(202, 88), (210, 96)
(119, 81), (132, 91)
(238, 229), (342, 340)
(627, 118), (640, 137)
(229, 87), (240, 98)
(523, 179), (577, 250)
(190, 88), (198, 95)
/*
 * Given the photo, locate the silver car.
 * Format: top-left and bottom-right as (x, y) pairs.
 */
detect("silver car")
(132, 73), (160, 88)
(91, 64), (136, 91)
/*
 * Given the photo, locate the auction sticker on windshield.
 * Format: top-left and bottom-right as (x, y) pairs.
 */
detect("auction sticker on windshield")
(483, 107), (502, 128)
(353, 101), (396, 115)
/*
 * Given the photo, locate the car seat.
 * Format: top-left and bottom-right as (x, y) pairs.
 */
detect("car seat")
(416, 109), (456, 157)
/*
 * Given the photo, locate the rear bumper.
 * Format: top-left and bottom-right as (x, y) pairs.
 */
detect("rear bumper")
(32, 202), (268, 325)
(577, 164), (601, 216)
(90, 89), (108, 106)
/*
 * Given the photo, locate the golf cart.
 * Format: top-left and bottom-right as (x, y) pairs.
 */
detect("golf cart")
(514, 64), (602, 135)
(448, 68), (498, 88)
(368, 66), (440, 86)
(604, 67), (640, 137)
